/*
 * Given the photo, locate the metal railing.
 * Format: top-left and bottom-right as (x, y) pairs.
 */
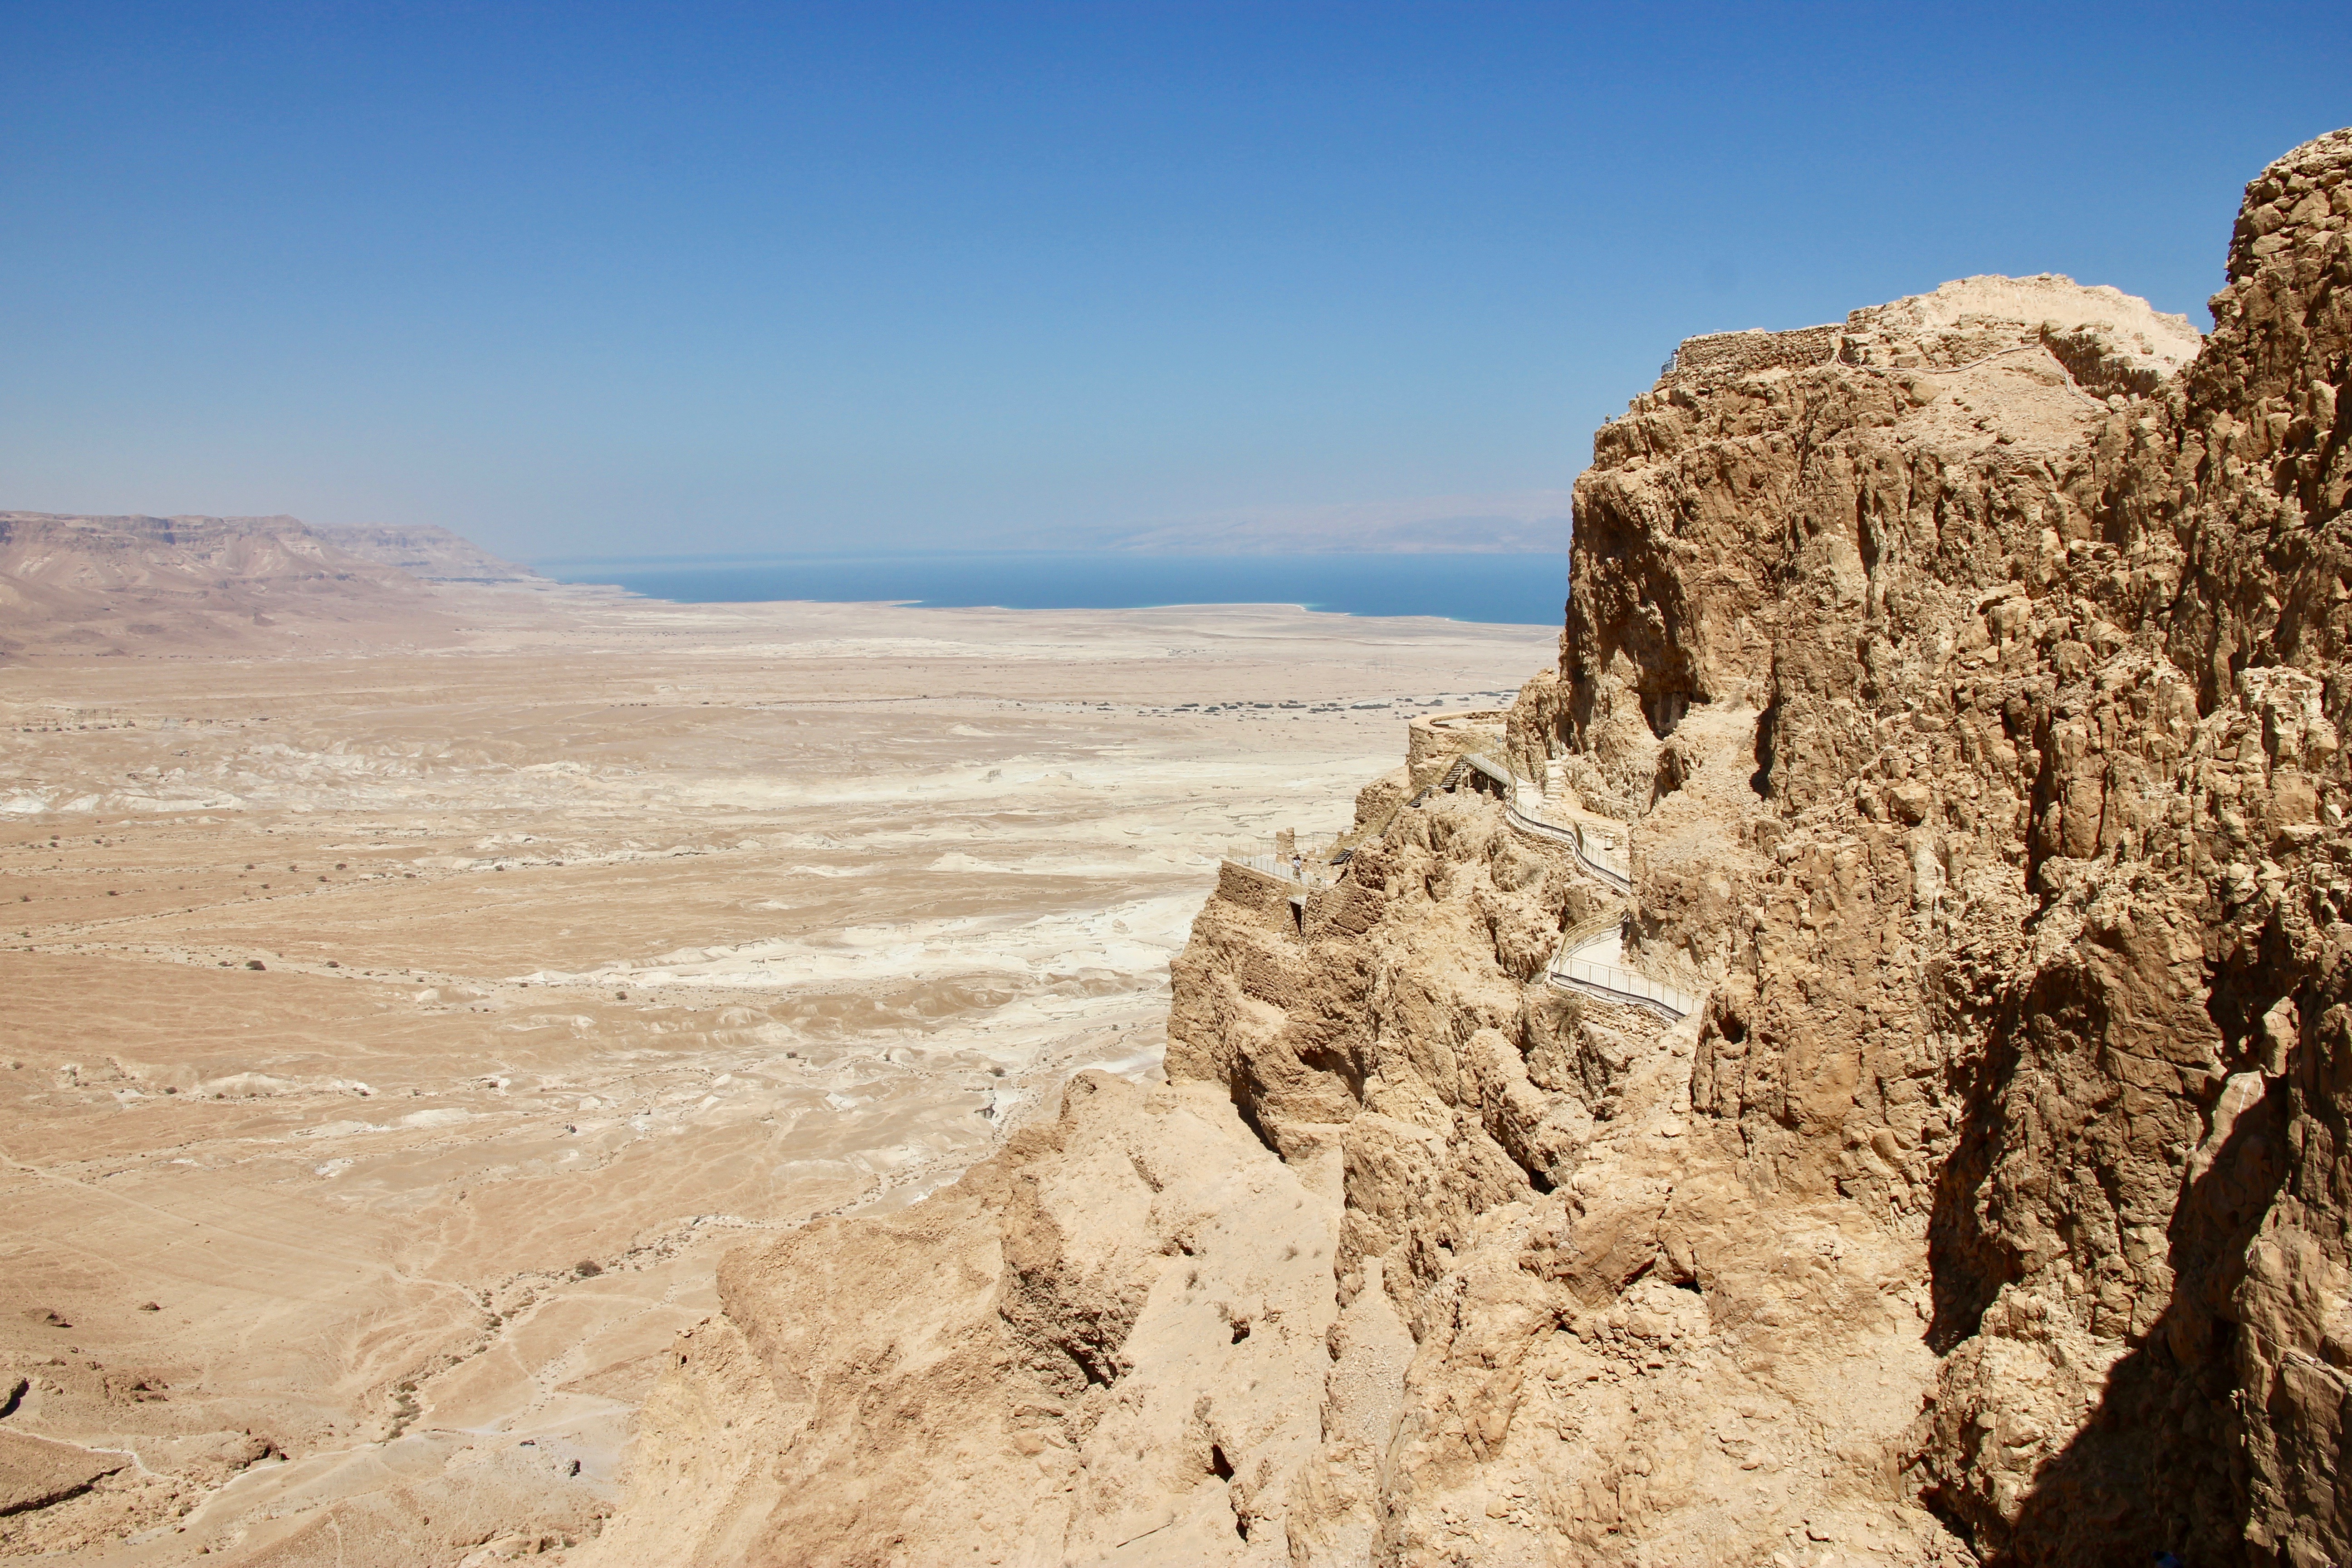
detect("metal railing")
(1548, 947), (1699, 1021)
(1221, 745), (1700, 1020)
(1543, 898), (1699, 1022)
(1445, 752), (1633, 895)
(1227, 853), (1344, 890)
(1555, 905), (1627, 951)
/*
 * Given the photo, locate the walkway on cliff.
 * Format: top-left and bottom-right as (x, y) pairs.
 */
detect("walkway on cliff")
(1221, 749), (1699, 1022)
(1429, 753), (1697, 1020)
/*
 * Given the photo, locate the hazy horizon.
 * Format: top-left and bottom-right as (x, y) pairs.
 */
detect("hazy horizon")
(4, 3), (2346, 563)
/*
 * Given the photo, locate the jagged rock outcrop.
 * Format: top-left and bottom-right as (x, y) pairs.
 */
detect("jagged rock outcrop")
(1514, 127), (2352, 1565)
(593, 127), (2352, 1567)
(588, 1071), (1344, 1567)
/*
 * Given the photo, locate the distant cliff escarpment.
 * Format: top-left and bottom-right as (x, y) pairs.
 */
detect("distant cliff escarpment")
(589, 127), (2352, 1567)
(0, 512), (529, 659)
(315, 523), (541, 584)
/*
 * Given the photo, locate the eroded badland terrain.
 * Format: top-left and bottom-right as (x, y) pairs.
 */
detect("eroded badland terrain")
(0, 519), (1552, 1564)
(12, 124), (2352, 1568)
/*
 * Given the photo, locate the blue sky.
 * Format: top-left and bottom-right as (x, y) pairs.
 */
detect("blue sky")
(3, 2), (2345, 560)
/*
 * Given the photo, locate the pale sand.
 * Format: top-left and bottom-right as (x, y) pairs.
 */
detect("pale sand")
(0, 588), (1553, 1562)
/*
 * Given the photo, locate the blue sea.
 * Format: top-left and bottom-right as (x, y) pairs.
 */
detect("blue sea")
(532, 551), (1570, 627)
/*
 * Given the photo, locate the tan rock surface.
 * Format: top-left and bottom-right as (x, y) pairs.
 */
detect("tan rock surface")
(0, 1430), (128, 1517)
(595, 127), (2352, 1568)
(596, 1068), (1338, 1568)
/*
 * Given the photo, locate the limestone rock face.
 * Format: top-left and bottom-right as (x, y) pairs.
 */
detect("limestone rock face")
(586, 1071), (1341, 1567)
(595, 127), (2352, 1567)
(0, 511), (425, 602)
(1524, 125), (2352, 1565)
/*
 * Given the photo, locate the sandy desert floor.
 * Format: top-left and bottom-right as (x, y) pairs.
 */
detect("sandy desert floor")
(0, 587), (1553, 1563)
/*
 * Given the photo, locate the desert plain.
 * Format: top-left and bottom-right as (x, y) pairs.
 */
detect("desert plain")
(0, 583), (1555, 1563)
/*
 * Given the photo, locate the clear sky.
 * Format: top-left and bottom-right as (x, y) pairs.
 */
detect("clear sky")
(4, 3), (2346, 561)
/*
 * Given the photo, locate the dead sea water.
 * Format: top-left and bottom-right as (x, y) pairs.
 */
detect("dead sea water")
(533, 549), (1571, 626)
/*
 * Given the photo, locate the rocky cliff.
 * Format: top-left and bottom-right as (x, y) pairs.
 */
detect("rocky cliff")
(591, 127), (2352, 1567)
(315, 523), (541, 583)
(0, 512), (495, 658)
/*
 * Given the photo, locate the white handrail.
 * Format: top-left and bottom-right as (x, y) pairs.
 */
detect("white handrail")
(1247, 745), (1698, 1019)
(1549, 953), (1698, 1020)
(1227, 853), (1341, 890)
(1456, 754), (1633, 894)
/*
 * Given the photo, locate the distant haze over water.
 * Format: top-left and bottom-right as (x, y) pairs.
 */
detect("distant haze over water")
(534, 552), (1571, 627)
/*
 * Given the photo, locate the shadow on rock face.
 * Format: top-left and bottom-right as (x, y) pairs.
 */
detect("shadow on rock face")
(1979, 1074), (2288, 1567)
(1920, 918), (2302, 1564)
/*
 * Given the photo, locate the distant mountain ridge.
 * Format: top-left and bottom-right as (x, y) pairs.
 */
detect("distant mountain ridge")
(314, 523), (540, 583)
(0, 510), (524, 661)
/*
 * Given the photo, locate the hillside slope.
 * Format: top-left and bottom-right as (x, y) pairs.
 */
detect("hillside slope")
(0, 512), (469, 659)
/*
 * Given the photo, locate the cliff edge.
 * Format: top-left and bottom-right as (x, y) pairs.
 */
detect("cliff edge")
(590, 127), (2352, 1567)
(0, 511), (465, 658)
